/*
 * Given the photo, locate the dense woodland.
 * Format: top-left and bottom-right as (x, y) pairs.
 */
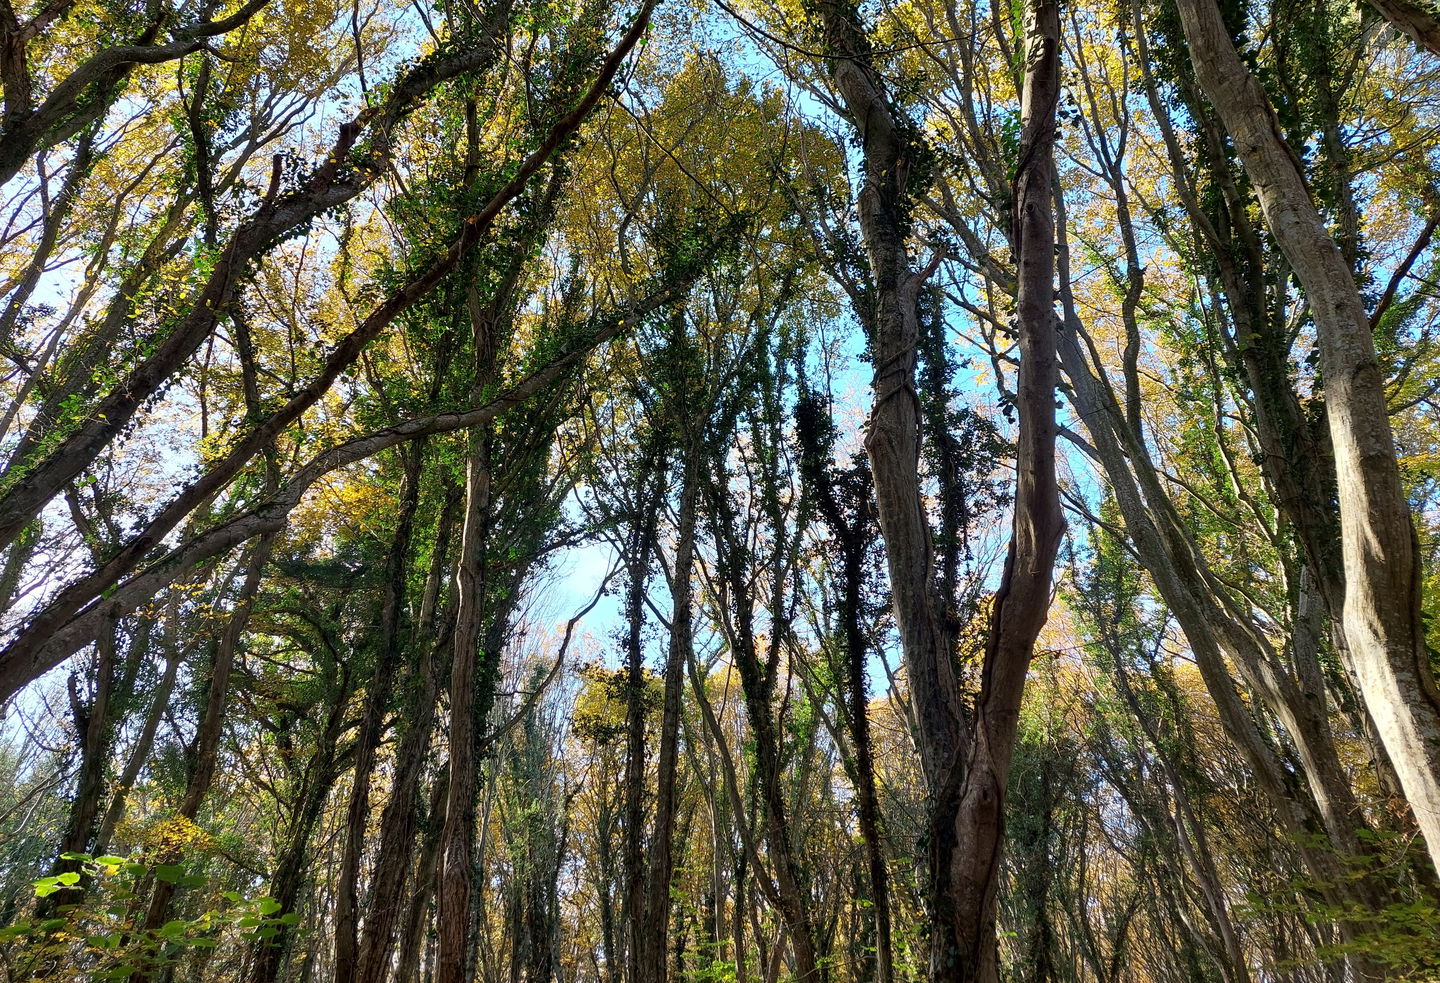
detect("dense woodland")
(1, 0), (1440, 979)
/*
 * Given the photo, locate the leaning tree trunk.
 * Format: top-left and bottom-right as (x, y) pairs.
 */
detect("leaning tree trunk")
(249, 684), (349, 983)
(130, 535), (274, 983)
(37, 616), (125, 916)
(352, 489), (457, 983)
(1367, 0), (1440, 56)
(1173, 0), (1440, 872)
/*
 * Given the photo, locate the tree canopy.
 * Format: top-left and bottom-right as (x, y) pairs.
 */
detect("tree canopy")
(2, 0), (1440, 980)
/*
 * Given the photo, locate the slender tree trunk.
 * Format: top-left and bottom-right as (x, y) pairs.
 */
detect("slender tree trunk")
(1108, 658), (1254, 983)
(95, 644), (179, 854)
(131, 534), (275, 983)
(843, 572), (894, 983)
(640, 442), (700, 983)
(334, 452), (423, 982)
(398, 766), (450, 983)
(622, 463), (661, 983)
(1049, 53), (1404, 945)
(437, 430), (493, 983)
(688, 633), (815, 982)
(707, 507), (821, 981)
(945, 4), (1064, 978)
(353, 490), (458, 983)
(39, 617), (122, 915)
(430, 9), (658, 971)
(795, 400), (894, 983)
(1054, 217), (1398, 972)
(249, 685), (350, 983)
(352, 646), (441, 983)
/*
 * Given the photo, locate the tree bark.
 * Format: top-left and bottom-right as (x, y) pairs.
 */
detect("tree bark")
(706, 442), (821, 983)
(622, 460), (662, 983)
(333, 452), (423, 983)
(1368, 0), (1440, 56)
(794, 400), (893, 983)
(436, 427), (494, 983)
(945, 2), (1064, 977)
(818, 0), (1062, 976)
(640, 441), (701, 983)
(249, 677), (350, 983)
(1173, 0), (1440, 872)
(352, 489), (457, 983)
(1054, 212), (1400, 966)
(814, 3), (969, 969)
(95, 643), (179, 854)
(130, 535), (273, 983)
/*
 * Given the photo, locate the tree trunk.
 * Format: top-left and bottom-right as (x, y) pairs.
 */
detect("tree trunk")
(1054, 213), (1400, 970)
(640, 442), (700, 983)
(794, 399), (894, 983)
(815, 2), (968, 969)
(39, 617), (122, 915)
(622, 462), (661, 983)
(707, 487), (821, 983)
(1173, 0), (1440, 872)
(333, 451), (423, 983)
(818, 0), (1062, 976)
(397, 766), (450, 983)
(95, 643), (179, 854)
(131, 535), (274, 983)
(1368, 0), (1440, 56)
(249, 682), (350, 983)
(437, 429), (493, 983)
(945, 2), (1064, 977)
(353, 490), (458, 983)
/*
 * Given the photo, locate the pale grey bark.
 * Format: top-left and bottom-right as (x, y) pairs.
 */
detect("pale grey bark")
(1173, 0), (1440, 872)
(1368, 0), (1440, 56)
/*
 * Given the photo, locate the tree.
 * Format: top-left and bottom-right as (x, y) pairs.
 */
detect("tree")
(5, 1), (1440, 981)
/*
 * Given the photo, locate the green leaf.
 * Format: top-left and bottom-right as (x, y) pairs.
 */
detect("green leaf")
(159, 919), (189, 937)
